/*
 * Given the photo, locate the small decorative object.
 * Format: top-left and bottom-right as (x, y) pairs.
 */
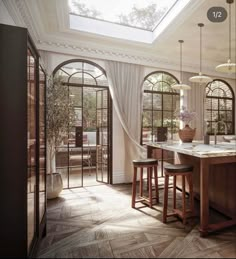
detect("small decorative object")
(175, 106), (197, 143)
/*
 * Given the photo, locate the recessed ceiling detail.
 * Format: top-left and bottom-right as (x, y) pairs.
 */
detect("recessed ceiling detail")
(68, 0), (192, 43)
(69, 0), (178, 31)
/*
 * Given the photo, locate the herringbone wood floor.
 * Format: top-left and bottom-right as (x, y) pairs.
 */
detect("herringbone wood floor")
(37, 181), (236, 258)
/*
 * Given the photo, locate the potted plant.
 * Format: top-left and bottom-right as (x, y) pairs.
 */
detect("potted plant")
(46, 76), (76, 199)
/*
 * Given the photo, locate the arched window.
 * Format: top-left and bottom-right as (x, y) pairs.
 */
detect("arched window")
(142, 71), (180, 144)
(205, 79), (235, 135)
(52, 59), (112, 188)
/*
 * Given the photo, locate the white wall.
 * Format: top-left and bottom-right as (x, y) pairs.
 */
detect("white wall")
(0, 0), (15, 25)
(38, 51), (236, 184)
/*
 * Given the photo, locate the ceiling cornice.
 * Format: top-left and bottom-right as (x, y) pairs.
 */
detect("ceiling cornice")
(3, 0), (26, 27)
(36, 38), (236, 79)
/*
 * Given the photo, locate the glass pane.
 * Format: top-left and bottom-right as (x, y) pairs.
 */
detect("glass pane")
(69, 167), (82, 188)
(172, 95), (180, 111)
(226, 111), (232, 121)
(96, 74), (109, 86)
(143, 111), (152, 127)
(226, 99), (232, 110)
(69, 86), (82, 106)
(211, 98), (218, 110)
(27, 49), (36, 251)
(212, 111), (218, 122)
(56, 146), (69, 168)
(163, 94), (172, 110)
(226, 123), (233, 133)
(74, 108), (82, 127)
(57, 168), (68, 189)
(153, 111), (162, 127)
(97, 109), (102, 127)
(153, 94), (162, 110)
(102, 90), (108, 109)
(219, 99), (227, 109)
(163, 111), (172, 128)
(219, 111), (227, 121)
(97, 91), (102, 108)
(39, 66), (46, 223)
(143, 92), (152, 109)
(102, 109), (108, 127)
(69, 73), (83, 84)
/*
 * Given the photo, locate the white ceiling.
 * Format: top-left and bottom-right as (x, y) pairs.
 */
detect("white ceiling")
(3, 0), (236, 78)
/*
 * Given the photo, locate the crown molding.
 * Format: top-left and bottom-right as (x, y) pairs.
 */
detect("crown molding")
(36, 38), (235, 79)
(3, 0), (26, 27)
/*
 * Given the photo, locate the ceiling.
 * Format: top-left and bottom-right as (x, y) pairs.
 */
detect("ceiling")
(4, 0), (236, 78)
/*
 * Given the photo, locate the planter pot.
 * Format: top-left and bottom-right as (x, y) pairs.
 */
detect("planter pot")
(178, 124), (196, 143)
(46, 173), (63, 199)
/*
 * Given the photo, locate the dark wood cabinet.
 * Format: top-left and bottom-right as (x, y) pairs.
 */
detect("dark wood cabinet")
(0, 24), (46, 257)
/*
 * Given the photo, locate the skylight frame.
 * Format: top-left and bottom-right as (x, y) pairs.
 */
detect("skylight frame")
(68, 0), (192, 43)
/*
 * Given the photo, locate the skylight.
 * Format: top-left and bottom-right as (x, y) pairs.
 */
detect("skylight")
(69, 0), (178, 31)
(68, 0), (192, 43)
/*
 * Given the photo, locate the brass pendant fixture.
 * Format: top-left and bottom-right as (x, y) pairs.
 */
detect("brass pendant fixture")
(171, 40), (191, 90)
(215, 0), (236, 73)
(189, 23), (212, 84)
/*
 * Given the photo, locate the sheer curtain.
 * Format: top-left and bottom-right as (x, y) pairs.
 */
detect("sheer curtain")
(105, 60), (146, 181)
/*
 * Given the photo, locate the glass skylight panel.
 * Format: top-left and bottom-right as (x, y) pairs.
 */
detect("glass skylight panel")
(69, 0), (178, 31)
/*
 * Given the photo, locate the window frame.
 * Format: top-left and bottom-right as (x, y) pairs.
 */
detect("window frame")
(141, 71), (180, 145)
(205, 79), (235, 135)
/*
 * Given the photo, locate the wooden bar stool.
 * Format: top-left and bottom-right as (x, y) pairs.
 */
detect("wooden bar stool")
(163, 164), (194, 224)
(132, 159), (159, 208)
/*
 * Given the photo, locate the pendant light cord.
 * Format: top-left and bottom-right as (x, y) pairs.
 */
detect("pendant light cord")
(179, 40), (183, 83)
(199, 23), (203, 74)
(229, 1), (231, 61)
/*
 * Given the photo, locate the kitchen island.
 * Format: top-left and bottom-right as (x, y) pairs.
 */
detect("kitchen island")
(147, 141), (236, 237)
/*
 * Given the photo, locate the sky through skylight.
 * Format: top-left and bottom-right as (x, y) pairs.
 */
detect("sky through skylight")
(69, 0), (178, 31)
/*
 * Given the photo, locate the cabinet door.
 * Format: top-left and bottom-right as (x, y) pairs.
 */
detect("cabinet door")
(39, 66), (46, 224)
(27, 47), (37, 252)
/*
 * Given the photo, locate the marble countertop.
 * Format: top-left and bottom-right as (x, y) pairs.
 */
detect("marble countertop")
(147, 141), (236, 158)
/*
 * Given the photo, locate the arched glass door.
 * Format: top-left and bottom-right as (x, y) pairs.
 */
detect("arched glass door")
(53, 60), (112, 188)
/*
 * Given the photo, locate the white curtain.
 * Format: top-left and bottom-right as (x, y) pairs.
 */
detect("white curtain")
(105, 60), (146, 181)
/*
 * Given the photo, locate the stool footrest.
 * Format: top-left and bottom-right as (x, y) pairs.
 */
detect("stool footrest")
(166, 209), (194, 219)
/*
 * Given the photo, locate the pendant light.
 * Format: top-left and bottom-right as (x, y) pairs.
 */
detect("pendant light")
(171, 40), (191, 90)
(189, 23), (212, 84)
(215, 0), (236, 73)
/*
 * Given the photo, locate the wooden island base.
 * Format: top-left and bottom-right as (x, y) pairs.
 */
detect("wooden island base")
(147, 143), (236, 236)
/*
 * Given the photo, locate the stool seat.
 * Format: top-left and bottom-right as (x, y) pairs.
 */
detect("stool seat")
(164, 164), (193, 173)
(133, 159), (158, 166)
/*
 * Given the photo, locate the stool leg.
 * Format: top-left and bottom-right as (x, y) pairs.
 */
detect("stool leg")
(154, 165), (159, 203)
(163, 174), (169, 223)
(182, 175), (186, 224)
(140, 167), (143, 197)
(148, 167), (152, 208)
(173, 175), (176, 210)
(188, 174), (194, 216)
(146, 168), (149, 191)
(132, 167), (137, 208)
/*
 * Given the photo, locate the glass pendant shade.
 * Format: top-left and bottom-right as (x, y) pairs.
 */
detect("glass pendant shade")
(189, 23), (212, 84)
(215, 60), (236, 73)
(171, 40), (191, 90)
(215, 0), (236, 73)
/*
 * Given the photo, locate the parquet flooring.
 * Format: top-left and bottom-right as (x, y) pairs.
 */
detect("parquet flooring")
(37, 182), (236, 258)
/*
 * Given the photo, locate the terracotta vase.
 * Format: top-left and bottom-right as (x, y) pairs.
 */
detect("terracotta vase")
(178, 124), (196, 143)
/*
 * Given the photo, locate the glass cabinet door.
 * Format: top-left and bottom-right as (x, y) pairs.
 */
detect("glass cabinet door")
(27, 48), (37, 252)
(39, 66), (46, 224)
